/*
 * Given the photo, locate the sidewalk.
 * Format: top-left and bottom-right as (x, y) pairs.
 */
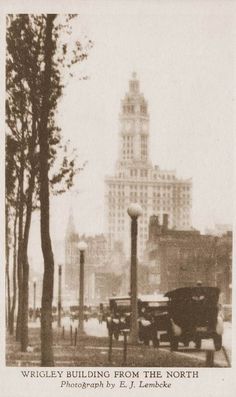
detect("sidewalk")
(6, 326), (211, 367)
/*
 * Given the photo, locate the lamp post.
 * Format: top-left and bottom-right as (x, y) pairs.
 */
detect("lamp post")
(58, 265), (62, 327)
(78, 241), (88, 334)
(33, 278), (37, 321)
(127, 203), (142, 344)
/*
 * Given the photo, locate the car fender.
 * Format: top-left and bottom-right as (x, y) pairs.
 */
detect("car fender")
(140, 319), (152, 327)
(170, 318), (182, 336)
(216, 315), (224, 335)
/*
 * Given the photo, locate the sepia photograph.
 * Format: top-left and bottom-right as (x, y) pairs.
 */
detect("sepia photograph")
(1, 0), (235, 396)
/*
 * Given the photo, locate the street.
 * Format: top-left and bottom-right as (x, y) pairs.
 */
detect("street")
(159, 321), (231, 367)
(56, 317), (232, 367)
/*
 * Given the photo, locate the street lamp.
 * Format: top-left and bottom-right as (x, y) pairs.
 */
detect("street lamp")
(58, 265), (62, 327)
(33, 278), (37, 321)
(78, 241), (88, 334)
(127, 202), (142, 344)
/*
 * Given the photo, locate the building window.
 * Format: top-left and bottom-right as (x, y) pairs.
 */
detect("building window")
(140, 105), (147, 114)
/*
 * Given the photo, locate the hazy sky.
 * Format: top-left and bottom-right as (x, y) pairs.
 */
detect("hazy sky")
(25, 0), (234, 265)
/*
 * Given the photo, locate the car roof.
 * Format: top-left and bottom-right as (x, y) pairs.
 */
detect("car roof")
(109, 294), (169, 303)
(109, 296), (130, 301)
(139, 294), (169, 302)
(165, 287), (220, 301)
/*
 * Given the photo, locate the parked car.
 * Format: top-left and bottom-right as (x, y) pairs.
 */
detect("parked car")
(70, 305), (79, 321)
(107, 294), (170, 347)
(69, 305), (91, 321)
(99, 303), (110, 323)
(107, 296), (131, 340)
(139, 294), (169, 347)
(165, 287), (224, 351)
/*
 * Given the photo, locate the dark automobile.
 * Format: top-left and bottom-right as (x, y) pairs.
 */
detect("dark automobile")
(139, 294), (169, 346)
(69, 305), (90, 321)
(107, 294), (169, 346)
(99, 303), (110, 323)
(70, 305), (79, 321)
(107, 296), (131, 340)
(165, 287), (224, 351)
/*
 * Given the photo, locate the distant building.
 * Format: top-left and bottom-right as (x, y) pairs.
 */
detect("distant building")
(80, 234), (122, 303)
(146, 215), (232, 302)
(64, 213), (122, 305)
(105, 73), (192, 259)
(64, 211), (80, 303)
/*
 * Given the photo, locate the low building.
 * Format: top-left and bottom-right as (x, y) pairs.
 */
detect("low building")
(146, 215), (232, 302)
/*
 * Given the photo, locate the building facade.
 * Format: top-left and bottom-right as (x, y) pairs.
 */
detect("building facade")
(105, 73), (192, 258)
(146, 215), (232, 302)
(64, 213), (122, 305)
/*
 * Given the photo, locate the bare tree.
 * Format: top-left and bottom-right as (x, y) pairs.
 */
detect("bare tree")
(6, 14), (92, 361)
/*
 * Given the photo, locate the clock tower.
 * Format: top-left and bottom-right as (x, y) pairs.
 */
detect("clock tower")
(118, 72), (150, 165)
(105, 73), (192, 260)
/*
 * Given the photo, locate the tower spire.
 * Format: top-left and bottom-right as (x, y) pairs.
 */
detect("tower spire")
(66, 208), (76, 237)
(118, 73), (149, 164)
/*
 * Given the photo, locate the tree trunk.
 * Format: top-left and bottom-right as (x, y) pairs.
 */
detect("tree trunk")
(39, 14), (56, 367)
(9, 203), (18, 335)
(5, 205), (11, 331)
(16, 150), (24, 342)
(20, 102), (38, 351)
(21, 248), (29, 351)
(20, 167), (37, 349)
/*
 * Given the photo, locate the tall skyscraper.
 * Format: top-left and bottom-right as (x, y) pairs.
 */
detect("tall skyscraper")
(105, 73), (192, 259)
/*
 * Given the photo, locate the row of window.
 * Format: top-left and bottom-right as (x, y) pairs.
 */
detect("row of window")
(108, 191), (191, 199)
(108, 182), (191, 191)
(122, 104), (147, 114)
(123, 135), (133, 141)
(123, 149), (133, 155)
(108, 192), (191, 202)
(157, 174), (176, 180)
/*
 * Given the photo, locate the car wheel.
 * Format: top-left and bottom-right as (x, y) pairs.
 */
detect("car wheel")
(170, 337), (179, 351)
(153, 337), (159, 348)
(195, 337), (201, 350)
(139, 331), (144, 342)
(183, 336), (189, 347)
(214, 334), (222, 351)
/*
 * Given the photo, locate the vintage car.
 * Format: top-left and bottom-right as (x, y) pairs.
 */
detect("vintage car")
(165, 287), (224, 351)
(69, 305), (90, 321)
(139, 294), (169, 346)
(107, 294), (170, 346)
(106, 296), (131, 340)
(99, 303), (110, 323)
